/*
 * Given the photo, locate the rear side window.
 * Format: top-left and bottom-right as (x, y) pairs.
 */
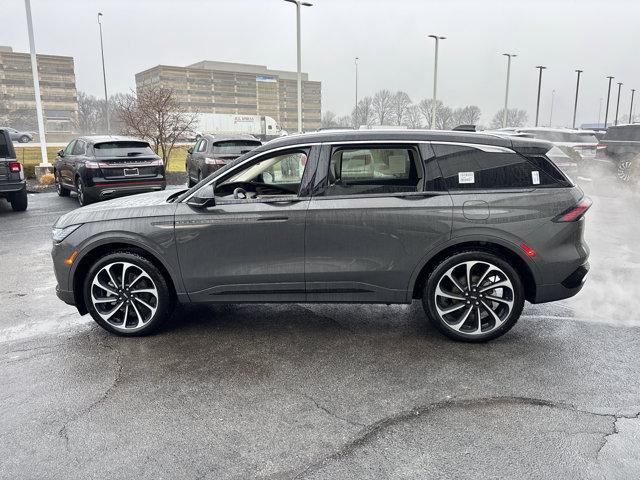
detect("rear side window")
(605, 126), (640, 141)
(433, 144), (564, 190)
(72, 140), (86, 155)
(0, 132), (10, 158)
(93, 141), (154, 157)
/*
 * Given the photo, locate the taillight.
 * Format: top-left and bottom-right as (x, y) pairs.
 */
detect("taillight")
(205, 157), (226, 165)
(596, 143), (607, 150)
(9, 162), (22, 172)
(85, 161), (100, 169)
(553, 197), (592, 222)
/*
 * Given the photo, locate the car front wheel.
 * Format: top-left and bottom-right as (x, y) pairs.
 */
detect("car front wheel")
(19, 135), (30, 143)
(616, 158), (637, 183)
(423, 251), (524, 342)
(83, 251), (175, 336)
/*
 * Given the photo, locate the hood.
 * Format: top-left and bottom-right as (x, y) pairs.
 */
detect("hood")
(54, 190), (179, 228)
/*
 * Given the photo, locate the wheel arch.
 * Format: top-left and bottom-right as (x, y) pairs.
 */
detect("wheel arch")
(409, 238), (538, 303)
(72, 241), (178, 315)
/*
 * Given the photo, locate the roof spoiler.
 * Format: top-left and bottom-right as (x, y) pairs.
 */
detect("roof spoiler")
(509, 136), (554, 156)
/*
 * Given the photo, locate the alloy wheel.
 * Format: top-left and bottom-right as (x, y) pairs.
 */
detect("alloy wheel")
(90, 261), (159, 331)
(617, 161), (633, 182)
(433, 260), (514, 336)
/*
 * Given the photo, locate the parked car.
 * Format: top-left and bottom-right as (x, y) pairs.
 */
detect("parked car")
(186, 134), (261, 187)
(0, 128), (28, 211)
(512, 128), (599, 167)
(53, 136), (166, 206)
(595, 124), (640, 183)
(0, 127), (33, 143)
(52, 130), (591, 342)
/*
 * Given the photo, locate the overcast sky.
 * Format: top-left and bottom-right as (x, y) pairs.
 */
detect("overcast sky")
(4, 0), (639, 126)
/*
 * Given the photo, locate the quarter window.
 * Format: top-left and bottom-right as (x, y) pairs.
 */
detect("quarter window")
(434, 144), (558, 190)
(323, 145), (423, 196)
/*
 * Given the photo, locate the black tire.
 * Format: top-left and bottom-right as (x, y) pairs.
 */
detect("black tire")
(55, 171), (70, 197)
(19, 135), (30, 143)
(76, 177), (93, 206)
(9, 187), (28, 212)
(83, 250), (175, 336)
(422, 250), (524, 342)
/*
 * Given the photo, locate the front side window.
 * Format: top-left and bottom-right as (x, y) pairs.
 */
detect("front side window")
(64, 140), (76, 156)
(434, 144), (560, 190)
(72, 140), (85, 155)
(212, 148), (310, 200)
(197, 139), (207, 152)
(323, 145), (423, 196)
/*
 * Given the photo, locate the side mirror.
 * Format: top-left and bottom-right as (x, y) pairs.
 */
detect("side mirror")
(186, 183), (216, 208)
(57, 149), (65, 157)
(187, 147), (193, 155)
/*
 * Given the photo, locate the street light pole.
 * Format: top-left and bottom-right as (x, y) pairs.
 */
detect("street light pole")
(572, 69), (583, 129)
(502, 53), (516, 128)
(354, 57), (359, 128)
(428, 35), (445, 129)
(630, 89), (636, 124)
(98, 13), (110, 134)
(549, 89), (555, 127)
(284, 0), (313, 133)
(614, 82), (623, 126)
(604, 76), (614, 128)
(534, 66), (546, 127)
(23, 0), (48, 167)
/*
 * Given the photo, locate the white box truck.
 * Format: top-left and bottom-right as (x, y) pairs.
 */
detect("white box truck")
(192, 113), (282, 141)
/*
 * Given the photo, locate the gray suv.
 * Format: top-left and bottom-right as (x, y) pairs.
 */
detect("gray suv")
(52, 130), (591, 342)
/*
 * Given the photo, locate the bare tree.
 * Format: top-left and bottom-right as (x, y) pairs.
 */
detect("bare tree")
(436, 106), (454, 130)
(352, 96), (374, 127)
(321, 110), (338, 129)
(404, 105), (423, 128)
(115, 86), (197, 167)
(391, 91), (412, 126)
(75, 92), (103, 135)
(490, 108), (528, 128)
(451, 105), (482, 127)
(372, 89), (394, 125)
(418, 99), (444, 129)
(336, 115), (353, 128)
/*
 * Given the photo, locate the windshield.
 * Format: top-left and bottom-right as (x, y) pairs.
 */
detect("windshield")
(212, 140), (261, 155)
(93, 141), (155, 157)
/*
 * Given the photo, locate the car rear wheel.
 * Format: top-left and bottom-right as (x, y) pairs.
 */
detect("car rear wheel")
(19, 135), (30, 143)
(9, 187), (28, 212)
(616, 158), (636, 183)
(422, 251), (524, 342)
(55, 172), (70, 197)
(83, 251), (175, 336)
(76, 177), (93, 206)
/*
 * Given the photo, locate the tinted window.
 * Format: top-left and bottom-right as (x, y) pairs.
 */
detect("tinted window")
(324, 146), (423, 196)
(0, 132), (10, 158)
(605, 125), (640, 141)
(93, 141), (154, 157)
(72, 140), (85, 155)
(212, 140), (261, 155)
(197, 139), (207, 152)
(434, 144), (560, 190)
(64, 140), (76, 156)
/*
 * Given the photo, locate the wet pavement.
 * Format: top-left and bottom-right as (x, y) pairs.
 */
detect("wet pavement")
(1, 182), (639, 479)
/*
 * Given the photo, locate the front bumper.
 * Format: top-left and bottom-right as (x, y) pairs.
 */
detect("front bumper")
(56, 285), (75, 306)
(532, 262), (590, 304)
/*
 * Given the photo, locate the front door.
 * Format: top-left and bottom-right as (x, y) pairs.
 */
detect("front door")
(175, 145), (318, 303)
(304, 143), (453, 303)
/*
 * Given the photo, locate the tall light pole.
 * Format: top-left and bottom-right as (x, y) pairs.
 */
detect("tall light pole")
(98, 13), (110, 134)
(548, 89), (555, 127)
(572, 69), (583, 129)
(354, 57), (359, 128)
(23, 0), (49, 168)
(428, 34), (446, 129)
(614, 82), (623, 126)
(597, 98), (603, 126)
(284, 0), (313, 133)
(604, 76), (614, 128)
(534, 66), (546, 127)
(502, 53), (516, 128)
(630, 89), (636, 124)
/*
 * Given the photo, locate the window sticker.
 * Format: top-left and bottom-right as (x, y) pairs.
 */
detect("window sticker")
(458, 171), (475, 184)
(531, 170), (540, 185)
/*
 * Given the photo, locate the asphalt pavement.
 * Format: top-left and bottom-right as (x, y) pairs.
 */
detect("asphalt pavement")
(0, 179), (639, 479)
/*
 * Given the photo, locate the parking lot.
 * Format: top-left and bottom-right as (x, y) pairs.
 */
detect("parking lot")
(1, 178), (639, 479)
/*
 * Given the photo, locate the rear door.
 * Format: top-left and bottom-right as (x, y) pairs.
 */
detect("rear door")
(304, 142), (453, 303)
(59, 140), (76, 187)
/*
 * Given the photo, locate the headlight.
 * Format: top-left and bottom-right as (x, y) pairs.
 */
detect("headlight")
(52, 224), (82, 243)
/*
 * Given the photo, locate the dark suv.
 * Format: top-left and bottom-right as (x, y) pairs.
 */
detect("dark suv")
(54, 136), (166, 206)
(186, 135), (261, 186)
(0, 129), (28, 211)
(52, 130), (590, 342)
(596, 124), (640, 182)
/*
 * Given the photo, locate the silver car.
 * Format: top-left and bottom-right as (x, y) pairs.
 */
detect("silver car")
(52, 130), (591, 342)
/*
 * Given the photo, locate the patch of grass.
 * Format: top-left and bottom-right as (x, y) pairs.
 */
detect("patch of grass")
(14, 145), (188, 178)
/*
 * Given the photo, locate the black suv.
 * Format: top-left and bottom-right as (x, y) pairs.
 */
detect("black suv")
(54, 136), (166, 206)
(186, 135), (261, 187)
(0, 129), (28, 211)
(596, 124), (640, 182)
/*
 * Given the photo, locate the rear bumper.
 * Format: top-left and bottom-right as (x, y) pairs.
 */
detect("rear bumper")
(86, 179), (166, 199)
(0, 181), (26, 195)
(532, 262), (590, 304)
